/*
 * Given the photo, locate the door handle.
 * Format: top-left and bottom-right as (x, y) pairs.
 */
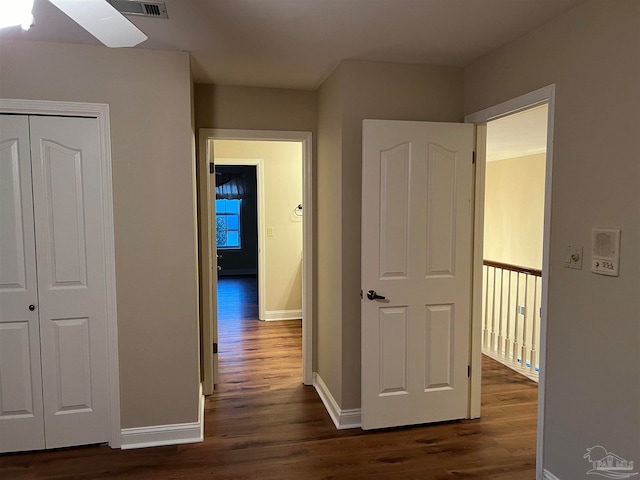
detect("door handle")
(29, 304), (35, 311)
(367, 290), (386, 301)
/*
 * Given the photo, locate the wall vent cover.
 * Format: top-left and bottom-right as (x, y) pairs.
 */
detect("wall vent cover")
(108, 1), (169, 19)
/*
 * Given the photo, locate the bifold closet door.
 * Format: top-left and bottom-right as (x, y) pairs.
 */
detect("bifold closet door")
(0, 115), (46, 452)
(30, 116), (111, 449)
(0, 115), (111, 452)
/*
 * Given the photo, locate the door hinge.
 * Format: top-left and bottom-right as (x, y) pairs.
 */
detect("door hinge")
(468, 365), (471, 377)
(472, 151), (476, 164)
(213, 342), (218, 354)
(209, 162), (215, 174)
(360, 289), (363, 299)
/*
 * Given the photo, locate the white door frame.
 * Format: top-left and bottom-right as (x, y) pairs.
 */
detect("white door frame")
(0, 98), (121, 448)
(214, 158), (266, 320)
(465, 84), (555, 480)
(199, 128), (314, 386)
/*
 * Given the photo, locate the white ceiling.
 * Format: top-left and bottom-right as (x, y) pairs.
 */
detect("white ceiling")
(0, 0), (584, 90)
(487, 105), (548, 162)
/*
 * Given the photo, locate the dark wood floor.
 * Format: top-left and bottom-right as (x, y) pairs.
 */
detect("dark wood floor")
(217, 274), (259, 323)
(0, 276), (538, 479)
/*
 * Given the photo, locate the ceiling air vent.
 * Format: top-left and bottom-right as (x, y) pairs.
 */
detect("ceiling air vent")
(108, 1), (169, 19)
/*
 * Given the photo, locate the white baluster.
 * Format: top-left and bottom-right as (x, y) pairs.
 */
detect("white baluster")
(520, 274), (529, 371)
(505, 270), (513, 360)
(483, 265), (490, 349)
(490, 267), (497, 351)
(497, 269), (504, 357)
(513, 273), (521, 368)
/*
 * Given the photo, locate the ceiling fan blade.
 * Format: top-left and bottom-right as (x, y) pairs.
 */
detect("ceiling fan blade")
(49, 0), (147, 48)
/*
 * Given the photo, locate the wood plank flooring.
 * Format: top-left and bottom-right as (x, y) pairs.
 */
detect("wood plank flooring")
(0, 276), (538, 479)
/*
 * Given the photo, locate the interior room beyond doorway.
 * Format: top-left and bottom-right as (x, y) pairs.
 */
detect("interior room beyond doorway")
(213, 140), (304, 323)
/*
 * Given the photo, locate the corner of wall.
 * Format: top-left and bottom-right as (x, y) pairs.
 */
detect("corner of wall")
(313, 373), (361, 430)
(120, 385), (205, 450)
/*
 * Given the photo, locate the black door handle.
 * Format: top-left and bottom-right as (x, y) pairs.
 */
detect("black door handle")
(29, 304), (35, 311)
(367, 290), (386, 301)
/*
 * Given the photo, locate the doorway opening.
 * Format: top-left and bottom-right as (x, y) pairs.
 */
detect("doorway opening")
(198, 129), (313, 395)
(213, 142), (303, 387)
(482, 104), (548, 382)
(466, 84), (555, 479)
(213, 162), (260, 341)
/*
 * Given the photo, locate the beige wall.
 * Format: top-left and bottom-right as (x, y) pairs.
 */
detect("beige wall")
(465, 1), (640, 477)
(317, 60), (464, 409)
(194, 84), (317, 133)
(0, 40), (200, 428)
(484, 153), (546, 269)
(316, 65), (344, 404)
(214, 140), (303, 314)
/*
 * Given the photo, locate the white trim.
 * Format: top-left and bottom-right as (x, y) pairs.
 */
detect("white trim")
(120, 422), (202, 450)
(465, 85), (554, 124)
(214, 157), (267, 321)
(120, 386), (204, 450)
(542, 469), (561, 480)
(313, 373), (361, 430)
(198, 127), (216, 394)
(201, 128), (314, 386)
(487, 145), (546, 163)
(469, 123), (487, 420)
(263, 309), (303, 321)
(0, 98), (122, 449)
(465, 84), (555, 480)
(482, 349), (539, 383)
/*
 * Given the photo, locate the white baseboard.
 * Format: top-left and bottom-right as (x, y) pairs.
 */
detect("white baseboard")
(313, 372), (361, 429)
(542, 469), (560, 480)
(263, 309), (302, 321)
(121, 387), (204, 450)
(482, 349), (539, 383)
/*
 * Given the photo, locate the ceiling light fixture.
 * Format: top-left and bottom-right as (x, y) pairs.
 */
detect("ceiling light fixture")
(0, 0), (34, 31)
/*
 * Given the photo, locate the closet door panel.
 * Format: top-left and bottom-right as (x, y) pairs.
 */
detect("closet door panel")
(0, 115), (45, 453)
(30, 116), (110, 449)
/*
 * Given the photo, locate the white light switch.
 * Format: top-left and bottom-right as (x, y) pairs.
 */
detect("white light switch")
(564, 245), (583, 270)
(267, 227), (274, 237)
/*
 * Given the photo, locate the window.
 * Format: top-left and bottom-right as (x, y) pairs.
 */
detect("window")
(216, 199), (241, 249)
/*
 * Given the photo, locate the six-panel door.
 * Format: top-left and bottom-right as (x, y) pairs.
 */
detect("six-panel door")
(361, 120), (474, 430)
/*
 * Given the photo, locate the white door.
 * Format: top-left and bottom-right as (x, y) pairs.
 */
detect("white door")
(0, 115), (46, 452)
(361, 119), (474, 430)
(0, 115), (111, 451)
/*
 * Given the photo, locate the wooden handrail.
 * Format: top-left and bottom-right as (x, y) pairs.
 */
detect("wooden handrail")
(483, 259), (542, 277)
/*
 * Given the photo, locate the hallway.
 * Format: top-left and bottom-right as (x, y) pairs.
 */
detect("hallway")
(215, 275), (302, 395)
(0, 277), (539, 479)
